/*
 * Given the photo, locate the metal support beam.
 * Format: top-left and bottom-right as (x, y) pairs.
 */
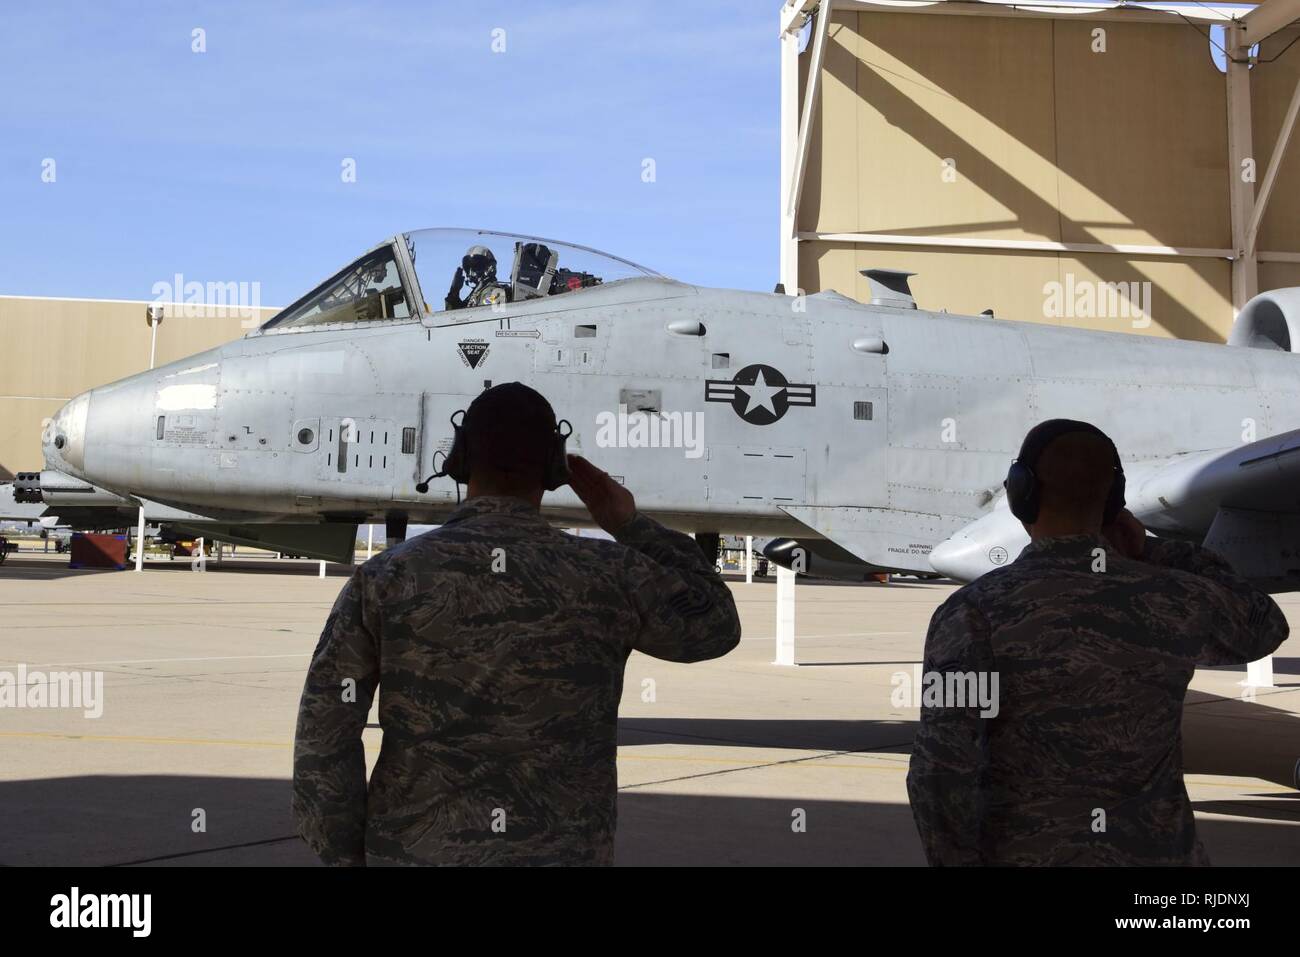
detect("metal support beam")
(786, 1), (833, 222)
(1226, 21), (1259, 313)
(779, 0), (1300, 333)
(1241, 0), (1300, 46)
(781, 0), (819, 35)
(832, 0), (1237, 26)
(1247, 73), (1300, 256)
(779, 16), (801, 292)
(799, 231), (1235, 259)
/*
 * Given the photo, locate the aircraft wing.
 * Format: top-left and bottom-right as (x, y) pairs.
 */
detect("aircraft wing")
(1126, 428), (1300, 591)
(1126, 427), (1300, 531)
(929, 428), (1300, 589)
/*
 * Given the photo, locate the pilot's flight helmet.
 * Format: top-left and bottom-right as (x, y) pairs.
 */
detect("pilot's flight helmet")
(462, 244), (497, 284)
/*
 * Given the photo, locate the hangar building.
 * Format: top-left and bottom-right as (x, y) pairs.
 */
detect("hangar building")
(0, 297), (275, 480)
(779, 0), (1300, 339)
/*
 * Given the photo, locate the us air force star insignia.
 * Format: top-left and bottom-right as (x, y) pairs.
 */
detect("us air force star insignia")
(704, 363), (816, 425)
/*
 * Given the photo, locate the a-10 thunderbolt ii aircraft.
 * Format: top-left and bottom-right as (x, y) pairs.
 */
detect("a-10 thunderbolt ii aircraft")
(12, 227), (1300, 590)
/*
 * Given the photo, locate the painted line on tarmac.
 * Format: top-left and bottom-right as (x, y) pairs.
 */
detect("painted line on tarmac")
(6, 641), (915, 668)
(739, 631), (912, 641)
(2, 652), (312, 668)
(0, 729), (298, 749)
(617, 741), (916, 792)
(110, 835), (302, 867)
(620, 753), (909, 772)
(0, 601), (332, 607)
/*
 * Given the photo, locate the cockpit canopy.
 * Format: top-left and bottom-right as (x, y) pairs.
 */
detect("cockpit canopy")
(261, 228), (664, 331)
(264, 245), (411, 329)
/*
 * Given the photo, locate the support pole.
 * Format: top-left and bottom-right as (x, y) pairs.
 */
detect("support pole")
(774, 565), (796, 666)
(134, 507), (145, 572)
(366, 524), (374, 560)
(136, 310), (160, 573)
(786, 0), (832, 221)
(319, 560), (327, 579)
(745, 535), (754, 584)
(1247, 656), (1275, 689)
(1226, 21), (1259, 314)
(779, 13), (801, 293)
(1246, 73), (1300, 257)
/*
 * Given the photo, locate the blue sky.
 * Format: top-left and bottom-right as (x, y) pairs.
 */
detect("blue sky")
(0, 1), (779, 305)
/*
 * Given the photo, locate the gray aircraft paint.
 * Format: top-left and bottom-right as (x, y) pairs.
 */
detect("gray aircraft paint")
(26, 231), (1300, 589)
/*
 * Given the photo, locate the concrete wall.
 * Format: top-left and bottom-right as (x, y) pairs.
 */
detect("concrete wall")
(798, 10), (1300, 342)
(0, 297), (276, 479)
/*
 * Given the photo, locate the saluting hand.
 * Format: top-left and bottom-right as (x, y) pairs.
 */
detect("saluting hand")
(1102, 508), (1146, 560)
(567, 454), (636, 534)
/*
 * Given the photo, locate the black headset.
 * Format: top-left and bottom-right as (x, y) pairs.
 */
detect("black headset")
(1004, 420), (1125, 525)
(416, 410), (572, 493)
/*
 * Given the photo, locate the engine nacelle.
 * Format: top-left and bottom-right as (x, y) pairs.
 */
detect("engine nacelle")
(1229, 287), (1300, 352)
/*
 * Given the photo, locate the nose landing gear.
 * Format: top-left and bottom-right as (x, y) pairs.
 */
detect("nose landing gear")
(695, 532), (721, 567)
(385, 513), (408, 547)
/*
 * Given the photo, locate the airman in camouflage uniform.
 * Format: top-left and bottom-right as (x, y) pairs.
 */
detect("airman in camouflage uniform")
(292, 384), (740, 866)
(907, 422), (1288, 866)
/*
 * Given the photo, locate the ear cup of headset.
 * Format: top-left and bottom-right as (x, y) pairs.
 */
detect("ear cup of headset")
(438, 411), (570, 490)
(1004, 461), (1039, 524)
(543, 420), (572, 491)
(1004, 424), (1127, 526)
(1103, 471), (1125, 526)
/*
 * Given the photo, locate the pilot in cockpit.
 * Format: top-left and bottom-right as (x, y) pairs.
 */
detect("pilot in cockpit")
(445, 245), (509, 310)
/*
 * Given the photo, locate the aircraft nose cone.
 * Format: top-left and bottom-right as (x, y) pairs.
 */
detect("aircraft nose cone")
(44, 391), (92, 475)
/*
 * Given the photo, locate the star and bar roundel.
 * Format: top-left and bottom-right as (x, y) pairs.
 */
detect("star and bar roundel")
(704, 363), (816, 426)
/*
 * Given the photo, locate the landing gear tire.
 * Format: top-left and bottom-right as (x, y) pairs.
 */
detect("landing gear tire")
(695, 532), (721, 568)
